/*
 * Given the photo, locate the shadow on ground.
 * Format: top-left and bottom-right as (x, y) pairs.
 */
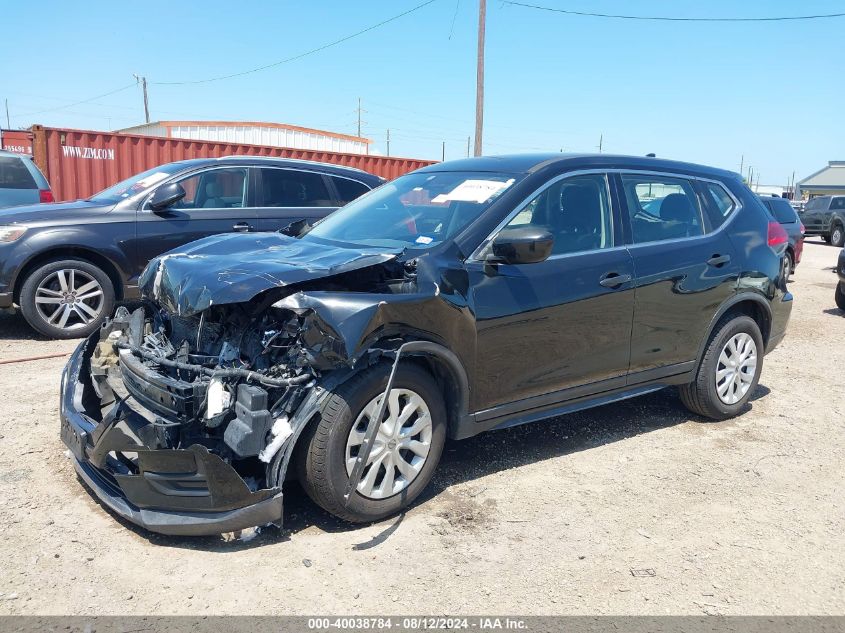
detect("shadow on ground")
(75, 381), (771, 552)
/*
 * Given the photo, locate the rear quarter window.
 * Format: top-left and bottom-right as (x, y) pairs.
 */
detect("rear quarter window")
(831, 197), (845, 211)
(701, 181), (738, 229)
(0, 156), (37, 189)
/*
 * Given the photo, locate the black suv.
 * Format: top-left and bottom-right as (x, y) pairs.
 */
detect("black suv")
(60, 154), (792, 536)
(798, 195), (845, 247)
(0, 157), (382, 338)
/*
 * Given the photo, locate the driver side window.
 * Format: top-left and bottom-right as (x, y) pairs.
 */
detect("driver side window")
(170, 168), (247, 210)
(503, 174), (613, 255)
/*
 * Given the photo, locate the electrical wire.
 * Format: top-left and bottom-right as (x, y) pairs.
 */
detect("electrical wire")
(503, 1), (845, 22)
(11, 83), (137, 118)
(153, 0), (439, 86)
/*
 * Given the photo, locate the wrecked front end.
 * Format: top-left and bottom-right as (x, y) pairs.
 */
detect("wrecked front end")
(59, 233), (437, 536)
(59, 300), (326, 536)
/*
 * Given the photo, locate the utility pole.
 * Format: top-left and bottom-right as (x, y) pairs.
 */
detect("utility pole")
(739, 154), (744, 175)
(473, 0), (486, 157)
(466, 136), (471, 158)
(442, 141), (446, 162)
(133, 74), (150, 123)
(4, 99), (9, 129)
(357, 97), (363, 138)
(597, 134), (603, 153)
(386, 129), (390, 156)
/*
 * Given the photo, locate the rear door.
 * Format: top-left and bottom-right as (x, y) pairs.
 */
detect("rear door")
(132, 166), (255, 281)
(800, 197), (827, 233)
(620, 172), (740, 381)
(253, 168), (338, 232)
(0, 155), (39, 209)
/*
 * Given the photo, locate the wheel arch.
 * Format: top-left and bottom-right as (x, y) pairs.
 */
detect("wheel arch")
(13, 247), (124, 304)
(694, 293), (772, 373)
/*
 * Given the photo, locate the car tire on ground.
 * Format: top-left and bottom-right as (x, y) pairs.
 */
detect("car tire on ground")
(782, 251), (794, 280)
(830, 224), (844, 248)
(295, 362), (446, 523)
(19, 258), (115, 339)
(823, 234), (832, 243)
(836, 283), (845, 312)
(679, 314), (764, 421)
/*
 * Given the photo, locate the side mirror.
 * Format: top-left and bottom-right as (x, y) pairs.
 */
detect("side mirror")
(488, 227), (554, 265)
(149, 182), (186, 212)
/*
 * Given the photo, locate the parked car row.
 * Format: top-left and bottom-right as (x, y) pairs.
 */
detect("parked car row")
(0, 150), (53, 209)
(0, 156), (383, 337)
(57, 153), (794, 535)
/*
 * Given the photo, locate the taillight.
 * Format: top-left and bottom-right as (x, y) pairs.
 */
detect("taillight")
(767, 220), (788, 247)
(39, 189), (54, 203)
(799, 222), (806, 235)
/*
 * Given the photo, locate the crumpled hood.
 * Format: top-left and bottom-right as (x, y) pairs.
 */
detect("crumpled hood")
(139, 232), (401, 315)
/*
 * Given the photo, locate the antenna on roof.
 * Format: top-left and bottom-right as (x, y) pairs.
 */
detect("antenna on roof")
(645, 153), (656, 158)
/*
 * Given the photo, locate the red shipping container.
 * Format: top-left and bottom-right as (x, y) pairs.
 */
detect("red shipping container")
(9, 125), (434, 202)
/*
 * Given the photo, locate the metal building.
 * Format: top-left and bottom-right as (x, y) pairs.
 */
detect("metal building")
(117, 120), (371, 155)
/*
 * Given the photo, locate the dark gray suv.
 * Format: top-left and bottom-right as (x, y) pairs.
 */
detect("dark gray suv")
(798, 195), (845, 247)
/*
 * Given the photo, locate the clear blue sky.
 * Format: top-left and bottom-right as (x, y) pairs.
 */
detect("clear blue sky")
(1, 0), (843, 184)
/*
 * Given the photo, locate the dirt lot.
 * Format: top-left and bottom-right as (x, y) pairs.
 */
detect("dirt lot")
(0, 239), (842, 616)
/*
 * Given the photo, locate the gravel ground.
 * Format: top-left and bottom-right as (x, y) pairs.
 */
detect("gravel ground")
(0, 239), (842, 616)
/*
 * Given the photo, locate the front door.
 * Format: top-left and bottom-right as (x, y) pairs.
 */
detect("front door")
(468, 172), (635, 414)
(132, 167), (255, 284)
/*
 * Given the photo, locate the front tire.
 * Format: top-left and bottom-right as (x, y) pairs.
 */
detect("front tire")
(836, 282), (845, 312)
(19, 259), (114, 339)
(680, 315), (764, 420)
(296, 363), (446, 523)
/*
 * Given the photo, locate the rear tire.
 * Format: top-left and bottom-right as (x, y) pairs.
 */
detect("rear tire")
(295, 363), (446, 523)
(836, 283), (845, 312)
(782, 251), (793, 280)
(830, 223), (844, 248)
(19, 259), (114, 339)
(680, 315), (764, 420)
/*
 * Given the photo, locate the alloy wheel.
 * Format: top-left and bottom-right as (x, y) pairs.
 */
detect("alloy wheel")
(715, 332), (757, 405)
(345, 388), (433, 500)
(34, 268), (105, 331)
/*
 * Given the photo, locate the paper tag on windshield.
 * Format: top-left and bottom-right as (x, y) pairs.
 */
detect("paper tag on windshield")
(431, 179), (512, 204)
(131, 172), (170, 191)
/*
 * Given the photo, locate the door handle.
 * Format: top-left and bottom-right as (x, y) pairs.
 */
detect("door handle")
(599, 272), (632, 288)
(707, 254), (731, 267)
(232, 222), (253, 232)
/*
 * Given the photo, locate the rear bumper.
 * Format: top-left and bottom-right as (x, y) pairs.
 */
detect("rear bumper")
(766, 290), (793, 354)
(60, 336), (283, 536)
(837, 250), (845, 284)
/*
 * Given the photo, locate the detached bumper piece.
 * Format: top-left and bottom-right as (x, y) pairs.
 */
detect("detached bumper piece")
(60, 339), (283, 536)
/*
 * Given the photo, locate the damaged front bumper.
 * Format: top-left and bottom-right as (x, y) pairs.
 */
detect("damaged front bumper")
(59, 336), (284, 536)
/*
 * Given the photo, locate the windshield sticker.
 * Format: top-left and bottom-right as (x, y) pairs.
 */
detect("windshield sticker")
(431, 179), (514, 204)
(415, 235), (434, 245)
(125, 172), (171, 196)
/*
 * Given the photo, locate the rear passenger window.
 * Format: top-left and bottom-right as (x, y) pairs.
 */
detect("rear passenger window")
(260, 169), (333, 207)
(622, 175), (703, 243)
(0, 156), (37, 189)
(331, 176), (370, 205)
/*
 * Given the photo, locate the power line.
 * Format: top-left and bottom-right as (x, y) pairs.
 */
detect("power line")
(503, 1), (845, 22)
(11, 83), (137, 118)
(153, 0), (439, 86)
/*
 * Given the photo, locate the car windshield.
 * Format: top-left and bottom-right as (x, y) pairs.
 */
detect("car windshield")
(301, 171), (519, 249)
(89, 163), (188, 204)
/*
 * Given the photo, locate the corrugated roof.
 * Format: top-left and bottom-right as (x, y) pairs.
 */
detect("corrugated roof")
(798, 161), (845, 187)
(117, 120), (370, 144)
